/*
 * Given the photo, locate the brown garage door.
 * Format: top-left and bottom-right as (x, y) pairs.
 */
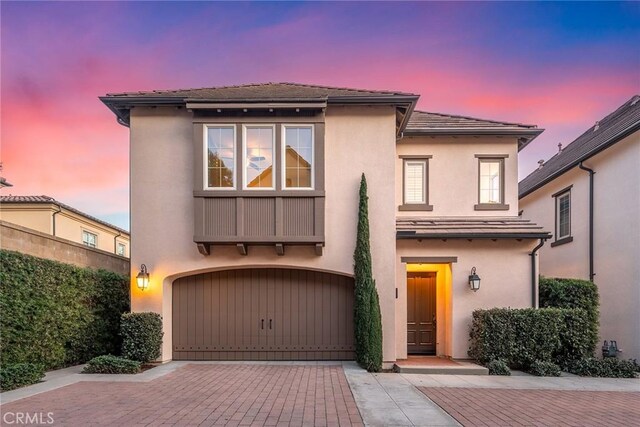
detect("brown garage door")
(172, 268), (355, 360)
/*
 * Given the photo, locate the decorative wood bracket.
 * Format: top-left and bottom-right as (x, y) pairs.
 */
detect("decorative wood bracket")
(197, 243), (210, 256)
(315, 243), (323, 256)
(275, 244), (285, 256)
(236, 243), (247, 256)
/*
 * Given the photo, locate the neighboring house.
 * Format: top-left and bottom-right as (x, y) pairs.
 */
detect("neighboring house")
(520, 95), (640, 360)
(0, 195), (130, 257)
(101, 82), (549, 365)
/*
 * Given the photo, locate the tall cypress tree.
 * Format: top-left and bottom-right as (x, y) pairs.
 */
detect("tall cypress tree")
(353, 173), (383, 372)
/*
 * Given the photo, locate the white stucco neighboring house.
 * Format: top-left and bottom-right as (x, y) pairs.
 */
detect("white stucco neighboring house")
(520, 95), (640, 361)
(101, 82), (550, 366)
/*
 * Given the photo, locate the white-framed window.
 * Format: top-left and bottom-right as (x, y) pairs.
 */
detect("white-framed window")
(117, 242), (126, 257)
(82, 230), (97, 248)
(282, 124), (314, 189)
(479, 159), (504, 204)
(204, 125), (236, 189)
(243, 125), (275, 189)
(404, 160), (427, 204)
(556, 190), (571, 240)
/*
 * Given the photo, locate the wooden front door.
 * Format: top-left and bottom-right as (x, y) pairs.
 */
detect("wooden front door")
(172, 269), (355, 361)
(407, 273), (436, 354)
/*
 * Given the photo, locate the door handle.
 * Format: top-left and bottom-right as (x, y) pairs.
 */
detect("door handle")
(432, 315), (437, 326)
(261, 319), (264, 330)
(269, 319), (273, 329)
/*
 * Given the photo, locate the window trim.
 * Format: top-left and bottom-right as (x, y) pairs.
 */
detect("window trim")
(82, 229), (98, 248)
(551, 187), (572, 247)
(203, 124), (237, 191)
(116, 242), (126, 256)
(475, 157), (509, 210)
(399, 157), (433, 211)
(242, 124), (276, 190)
(281, 124), (315, 190)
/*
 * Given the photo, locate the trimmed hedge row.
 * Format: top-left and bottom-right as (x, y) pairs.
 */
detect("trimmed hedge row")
(82, 355), (141, 374)
(568, 358), (638, 378)
(0, 250), (130, 370)
(0, 363), (45, 391)
(539, 277), (599, 355)
(121, 312), (163, 363)
(469, 308), (593, 370)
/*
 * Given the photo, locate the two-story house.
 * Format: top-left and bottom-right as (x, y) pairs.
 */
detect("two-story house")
(520, 95), (640, 360)
(101, 83), (549, 366)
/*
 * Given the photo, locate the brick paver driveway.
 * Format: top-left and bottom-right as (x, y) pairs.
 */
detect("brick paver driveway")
(420, 387), (640, 426)
(2, 365), (363, 426)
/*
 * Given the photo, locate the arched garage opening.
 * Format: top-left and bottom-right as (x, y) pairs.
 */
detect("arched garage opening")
(172, 268), (355, 361)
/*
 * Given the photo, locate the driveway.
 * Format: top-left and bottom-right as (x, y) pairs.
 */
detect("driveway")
(1, 364), (363, 426)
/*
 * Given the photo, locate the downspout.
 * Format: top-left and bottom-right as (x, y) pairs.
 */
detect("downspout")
(114, 231), (122, 255)
(530, 238), (547, 308)
(52, 204), (62, 237)
(578, 162), (595, 282)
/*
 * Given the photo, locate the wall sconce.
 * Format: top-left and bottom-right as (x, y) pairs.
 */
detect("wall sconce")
(136, 264), (150, 291)
(468, 267), (481, 292)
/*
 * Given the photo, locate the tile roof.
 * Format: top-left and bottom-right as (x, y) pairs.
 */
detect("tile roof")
(406, 110), (539, 132)
(0, 195), (129, 234)
(104, 82), (417, 100)
(396, 217), (550, 239)
(519, 95), (640, 198)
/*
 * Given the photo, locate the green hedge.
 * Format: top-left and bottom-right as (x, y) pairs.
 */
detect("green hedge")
(82, 355), (141, 374)
(0, 250), (130, 370)
(487, 359), (511, 376)
(539, 277), (599, 357)
(569, 358), (638, 378)
(529, 360), (561, 377)
(469, 308), (593, 370)
(0, 363), (45, 391)
(121, 312), (163, 362)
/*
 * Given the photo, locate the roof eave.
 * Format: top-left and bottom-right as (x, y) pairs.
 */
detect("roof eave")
(396, 232), (552, 240)
(519, 121), (640, 199)
(403, 128), (544, 150)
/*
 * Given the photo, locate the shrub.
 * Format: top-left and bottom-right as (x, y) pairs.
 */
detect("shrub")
(0, 250), (130, 370)
(121, 312), (163, 362)
(353, 174), (383, 372)
(82, 355), (141, 374)
(568, 358), (638, 378)
(0, 363), (45, 391)
(529, 360), (561, 377)
(539, 277), (599, 358)
(487, 359), (511, 376)
(469, 307), (592, 371)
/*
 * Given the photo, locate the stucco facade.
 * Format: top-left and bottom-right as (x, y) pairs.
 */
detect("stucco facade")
(105, 82), (547, 366)
(0, 198), (130, 258)
(520, 132), (640, 360)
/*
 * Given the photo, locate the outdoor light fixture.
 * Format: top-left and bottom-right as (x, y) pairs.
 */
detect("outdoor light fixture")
(468, 267), (481, 292)
(136, 264), (150, 291)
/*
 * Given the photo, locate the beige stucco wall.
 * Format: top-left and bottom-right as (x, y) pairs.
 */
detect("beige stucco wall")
(520, 132), (640, 360)
(0, 205), (52, 234)
(129, 106), (397, 362)
(396, 239), (538, 359)
(396, 136), (520, 217)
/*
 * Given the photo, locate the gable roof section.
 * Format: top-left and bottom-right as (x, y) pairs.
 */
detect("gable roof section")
(100, 82), (419, 131)
(519, 95), (640, 198)
(396, 217), (550, 239)
(0, 195), (129, 235)
(405, 110), (544, 150)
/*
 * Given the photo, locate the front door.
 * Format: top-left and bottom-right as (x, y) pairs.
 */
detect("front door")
(407, 273), (436, 354)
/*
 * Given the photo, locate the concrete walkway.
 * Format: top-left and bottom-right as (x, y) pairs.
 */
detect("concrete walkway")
(401, 372), (640, 391)
(343, 362), (459, 426)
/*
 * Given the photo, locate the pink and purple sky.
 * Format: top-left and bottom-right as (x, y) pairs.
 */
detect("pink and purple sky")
(2, 1), (639, 230)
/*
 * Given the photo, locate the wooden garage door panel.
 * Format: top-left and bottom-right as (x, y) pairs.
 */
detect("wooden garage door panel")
(173, 268), (355, 360)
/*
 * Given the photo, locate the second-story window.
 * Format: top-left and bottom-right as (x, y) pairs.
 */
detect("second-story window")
(82, 230), (97, 248)
(283, 125), (314, 189)
(478, 158), (504, 205)
(556, 190), (571, 240)
(206, 125), (235, 189)
(117, 242), (126, 256)
(244, 125), (275, 189)
(404, 160), (427, 204)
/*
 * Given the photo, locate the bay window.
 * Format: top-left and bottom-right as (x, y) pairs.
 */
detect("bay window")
(283, 125), (314, 189)
(243, 125), (275, 189)
(205, 125), (235, 189)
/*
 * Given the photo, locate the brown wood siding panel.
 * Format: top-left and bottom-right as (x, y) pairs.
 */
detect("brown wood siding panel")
(172, 268), (354, 360)
(244, 198), (276, 236)
(204, 198), (237, 236)
(283, 198), (315, 236)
